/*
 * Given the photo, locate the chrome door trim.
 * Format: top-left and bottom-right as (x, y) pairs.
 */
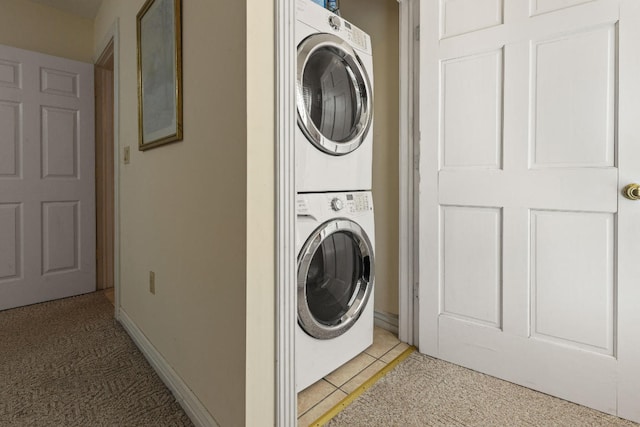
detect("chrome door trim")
(296, 33), (373, 156)
(297, 219), (374, 339)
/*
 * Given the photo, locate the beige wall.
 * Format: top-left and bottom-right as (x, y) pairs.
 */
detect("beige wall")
(0, 0), (93, 62)
(341, 0), (400, 316)
(94, 0), (275, 425)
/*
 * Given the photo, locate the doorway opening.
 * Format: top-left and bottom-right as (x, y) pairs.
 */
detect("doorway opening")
(95, 40), (115, 305)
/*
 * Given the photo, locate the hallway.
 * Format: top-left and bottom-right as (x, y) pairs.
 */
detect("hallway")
(0, 292), (191, 426)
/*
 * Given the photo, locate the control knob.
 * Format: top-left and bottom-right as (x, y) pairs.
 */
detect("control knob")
(328, 15), (341, 30)
(330, 198), (344, 211)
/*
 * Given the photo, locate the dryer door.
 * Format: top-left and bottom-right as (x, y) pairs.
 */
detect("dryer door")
(297, 33), (373, 155)
(298, 219), (374, 339)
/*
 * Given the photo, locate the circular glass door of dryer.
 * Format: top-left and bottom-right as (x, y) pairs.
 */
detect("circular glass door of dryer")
(297, 219), (374, 340)
(297, 33), (373, 156)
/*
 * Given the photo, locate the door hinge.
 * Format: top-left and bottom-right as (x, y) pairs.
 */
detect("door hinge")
(414, 25), (420, 41)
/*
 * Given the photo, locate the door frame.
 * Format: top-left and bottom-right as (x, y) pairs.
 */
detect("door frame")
(95, 39), (114, 293)
(94, 20), (121, 320)
(275, 0), (297, 425)
(274, 0), (417, 423)
(397, 0), (419, 346)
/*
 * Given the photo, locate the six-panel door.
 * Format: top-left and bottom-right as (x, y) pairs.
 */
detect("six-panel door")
(0, 44), (95, 311)
(420, 0), (640, 421)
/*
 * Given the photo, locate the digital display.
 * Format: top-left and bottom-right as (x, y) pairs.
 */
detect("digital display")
(346, 194), (354, 200)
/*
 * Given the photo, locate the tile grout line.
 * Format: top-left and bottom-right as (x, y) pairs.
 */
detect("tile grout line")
(299, 388), (346, 420)
(298, 354), (378, 418)
(338, 342), (405, 395)
(300, 351), (383, 419)
(337, 362), (384, 396)
(325, 356), (377, 389)
(374, 341), (406, 362)
(297, 381), (338, 419)
(298, 333), (403, 421)
(307, 346), (416, 427)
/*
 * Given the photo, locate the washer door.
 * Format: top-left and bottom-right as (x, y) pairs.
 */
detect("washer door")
(298, 219), (374, 339)
(296, 33), (373, 156)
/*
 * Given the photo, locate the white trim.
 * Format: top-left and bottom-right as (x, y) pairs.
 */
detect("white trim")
(374, 310), (400, 335)
(94, 19), (121, 322)
(398, 0), (419, 346)
(275, 0), (297, 425)
(118, 310), (220, 427)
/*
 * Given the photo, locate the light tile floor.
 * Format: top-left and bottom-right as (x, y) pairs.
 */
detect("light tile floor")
(297, 327), (409, 426)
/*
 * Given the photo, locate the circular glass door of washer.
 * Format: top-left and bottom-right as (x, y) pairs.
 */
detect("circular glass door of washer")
(298, 219), (374, 339)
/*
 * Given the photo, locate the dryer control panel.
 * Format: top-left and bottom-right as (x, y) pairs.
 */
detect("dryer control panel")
(296, 0), (372, 54)
(328, 16), (368, 52)
(342, 21), (368, 52)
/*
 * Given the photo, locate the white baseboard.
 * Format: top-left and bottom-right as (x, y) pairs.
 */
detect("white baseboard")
(374, 310), (399, 335)
(118, 309), (220, 427)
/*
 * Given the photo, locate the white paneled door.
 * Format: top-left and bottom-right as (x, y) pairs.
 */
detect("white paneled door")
(0, 44), (95, 311)
(420, 0), (640, 422)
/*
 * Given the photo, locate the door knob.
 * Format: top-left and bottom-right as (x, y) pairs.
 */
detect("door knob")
(623, 183), (640, 200)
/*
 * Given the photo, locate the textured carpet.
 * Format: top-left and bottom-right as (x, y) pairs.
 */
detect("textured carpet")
(0, 292), (193, 427)
(327, 352), (639, 427)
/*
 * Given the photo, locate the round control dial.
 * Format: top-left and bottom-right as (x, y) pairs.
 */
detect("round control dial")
(330, 198), (344, 211)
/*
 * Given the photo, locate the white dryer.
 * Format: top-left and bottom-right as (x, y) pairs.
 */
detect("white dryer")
(296, 0), (374, 192)
(296, 191), (375, 392)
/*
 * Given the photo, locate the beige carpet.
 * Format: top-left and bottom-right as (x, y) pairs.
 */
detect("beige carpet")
(0, 292), (193, 426)
(327, 352), (639, 427)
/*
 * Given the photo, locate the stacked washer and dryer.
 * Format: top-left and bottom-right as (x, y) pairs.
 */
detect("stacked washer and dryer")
(295, 0), (377, 392)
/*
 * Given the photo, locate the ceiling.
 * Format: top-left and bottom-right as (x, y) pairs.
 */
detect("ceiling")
(29, 0), (103, 19)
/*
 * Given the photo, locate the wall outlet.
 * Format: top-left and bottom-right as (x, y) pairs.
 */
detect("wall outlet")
(124, 146), (130, 164)
(149, 271), (155, 294)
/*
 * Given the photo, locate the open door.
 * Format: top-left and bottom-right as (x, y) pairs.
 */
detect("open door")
(0, 44), (95, 310)
(419, 0), (640, 421)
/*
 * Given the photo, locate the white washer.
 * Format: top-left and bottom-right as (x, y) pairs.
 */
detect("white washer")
(296, 191), (375, 391)
(296, 0), (374, 193)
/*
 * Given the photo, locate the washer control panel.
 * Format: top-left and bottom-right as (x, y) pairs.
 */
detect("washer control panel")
(296, 197), (310, 215)
(296, 192), (373, 216)
(345, 193), (372, 213)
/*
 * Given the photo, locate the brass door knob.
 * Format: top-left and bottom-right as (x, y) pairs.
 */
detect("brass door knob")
(623, 183), (640, 200)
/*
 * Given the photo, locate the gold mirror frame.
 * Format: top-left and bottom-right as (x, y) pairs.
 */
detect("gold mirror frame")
(136, 0), (183, 151)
